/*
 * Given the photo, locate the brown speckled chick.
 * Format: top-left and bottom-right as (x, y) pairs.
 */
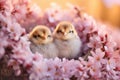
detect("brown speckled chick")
(53, 21), (82, 59)
(29, 25), (58, 59)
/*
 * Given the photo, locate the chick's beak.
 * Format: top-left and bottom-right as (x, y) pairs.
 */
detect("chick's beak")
(63, 32), (67, 36)
(42, 36), (46, 40)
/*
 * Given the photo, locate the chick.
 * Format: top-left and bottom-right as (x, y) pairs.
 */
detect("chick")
(53, 21), (82, 59)
(29, 25), (58, 59)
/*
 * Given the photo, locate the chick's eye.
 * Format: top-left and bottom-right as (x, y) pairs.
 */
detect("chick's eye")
(33, 35), (37, 38)
(33, 34), (42, 38)
(69, 30), (74, 33)
(48, 35), (51, 37)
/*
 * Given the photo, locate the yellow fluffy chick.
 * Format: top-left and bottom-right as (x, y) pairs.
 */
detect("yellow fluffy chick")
(53, 21), (82, 59)
(29, 25), (58, 59)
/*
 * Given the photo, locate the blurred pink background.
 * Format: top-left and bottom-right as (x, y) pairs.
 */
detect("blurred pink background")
(33, 0), (120, 28)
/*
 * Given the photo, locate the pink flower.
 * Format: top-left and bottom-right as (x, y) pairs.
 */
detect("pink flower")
(85, 49), (105, 78)
(29, 60), (48, 80)
(103, 57), (120, 79)
(0, 31), (8, 59)
(61, 59), (79, 78)
(89, 49), (105, 61)
(1, 0), (120, 79)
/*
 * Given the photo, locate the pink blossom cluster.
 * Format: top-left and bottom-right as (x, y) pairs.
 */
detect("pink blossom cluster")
(0, 0), (120, 80)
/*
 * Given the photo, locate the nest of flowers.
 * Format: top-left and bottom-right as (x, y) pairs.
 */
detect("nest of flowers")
(0, 0), (120, 80)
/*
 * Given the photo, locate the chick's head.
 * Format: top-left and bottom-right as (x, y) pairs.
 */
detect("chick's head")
(29, 25), (53, 44)
(53, 21), (77, 40)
